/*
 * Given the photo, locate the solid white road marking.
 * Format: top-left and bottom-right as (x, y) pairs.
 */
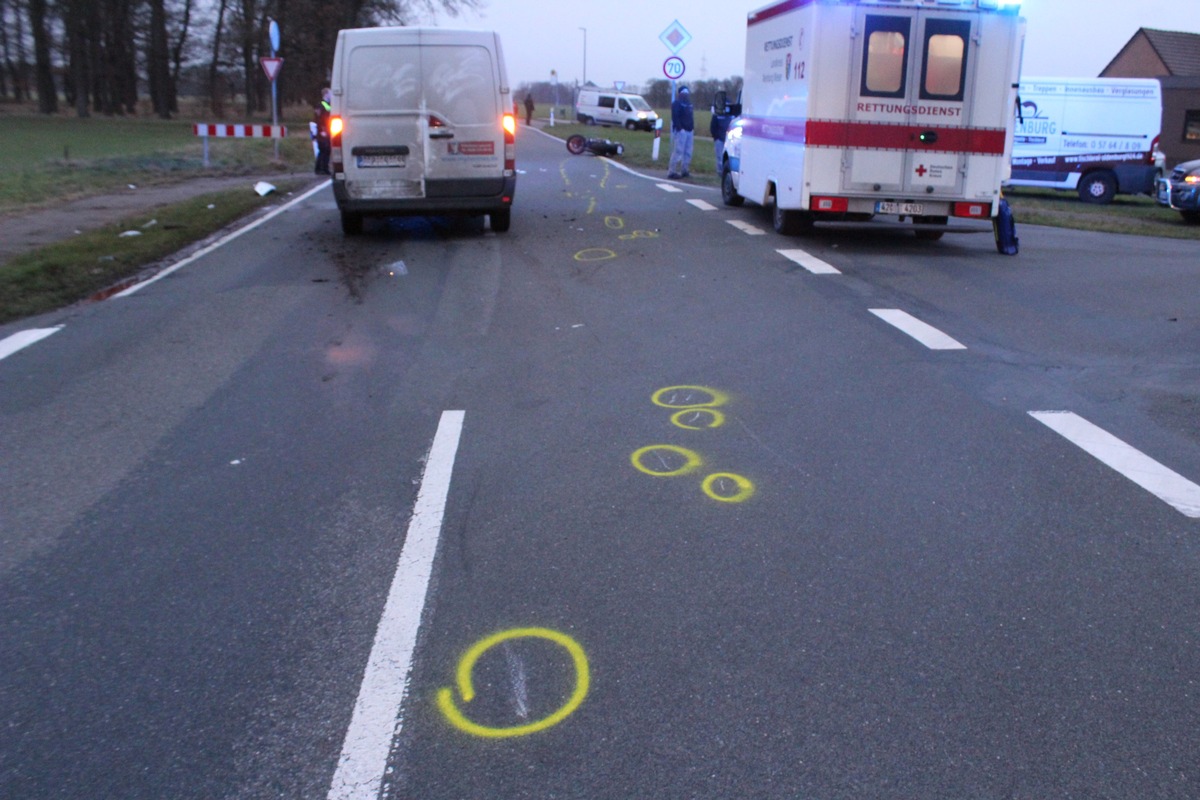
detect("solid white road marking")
(687, 199), (718, 211)
(868, 308), (966, 350)
(0, 327), (64, 361)
(116, 180), (331, 297)
(327, 410), (466, 800)
(777, 248), (841, 275)
(1030, 410), (1200, 518)
(726, 220), (767, 236)
(655, 183), (684, 193)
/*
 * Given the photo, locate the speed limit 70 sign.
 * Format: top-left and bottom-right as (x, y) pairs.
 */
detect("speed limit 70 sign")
(663, 57), (686, 80)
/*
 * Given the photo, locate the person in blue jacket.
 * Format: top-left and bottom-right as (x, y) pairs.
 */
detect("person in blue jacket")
(667, 85), (694, 179)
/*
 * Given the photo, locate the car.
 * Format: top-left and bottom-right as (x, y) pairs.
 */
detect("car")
(1155, 158), (1200, 224)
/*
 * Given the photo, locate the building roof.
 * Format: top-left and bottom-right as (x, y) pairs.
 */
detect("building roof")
(1135, 28), (1200, 76)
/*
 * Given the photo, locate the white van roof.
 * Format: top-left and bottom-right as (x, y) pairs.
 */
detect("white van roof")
(335, 27), (509, 94)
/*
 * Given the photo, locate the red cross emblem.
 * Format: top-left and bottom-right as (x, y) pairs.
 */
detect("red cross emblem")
(915, 164), (928, 177)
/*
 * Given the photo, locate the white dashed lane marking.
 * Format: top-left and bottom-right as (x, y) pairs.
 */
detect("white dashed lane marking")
(687, 199), (718, 211)
(655, 183), (684, 193)
(1030, 411), (1200, 518)
(777, 248), (841, 275)
(726, 220), (767, 236)
(869, 308), (966, 351)
(0, 327), (63, 362)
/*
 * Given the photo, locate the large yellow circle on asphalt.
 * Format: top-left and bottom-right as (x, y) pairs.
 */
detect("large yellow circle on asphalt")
(573, 248), (617, 262)
(436, 627), (590, 739)
(630, 445), (704, 477)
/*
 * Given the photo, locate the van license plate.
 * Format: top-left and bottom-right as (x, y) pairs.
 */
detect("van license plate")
(876, 201), (924, 215)
(358, 155), (405, 168)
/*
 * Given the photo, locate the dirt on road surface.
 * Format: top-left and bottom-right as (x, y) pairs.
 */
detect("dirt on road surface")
(0, 173), (327, 266)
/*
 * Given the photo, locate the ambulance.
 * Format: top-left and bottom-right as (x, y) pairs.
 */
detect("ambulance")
(720, 0), (1025, 242)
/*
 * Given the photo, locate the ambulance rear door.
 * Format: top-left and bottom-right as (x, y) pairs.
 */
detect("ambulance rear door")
(842, 7), (981, 203)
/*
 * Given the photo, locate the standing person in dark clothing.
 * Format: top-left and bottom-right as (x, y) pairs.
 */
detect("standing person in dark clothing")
(314, 88), (332, 175)
(667, 85), (694, 179)
(710, 100), (732, 173)
(524, 93), (535, 126)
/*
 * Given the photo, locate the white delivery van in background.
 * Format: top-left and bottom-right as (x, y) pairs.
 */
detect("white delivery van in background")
(720, 0), (1024, 246)
(1009, 77), (1162, 203)
(329, 27), (516, 235)
(575, 89), (660, 130)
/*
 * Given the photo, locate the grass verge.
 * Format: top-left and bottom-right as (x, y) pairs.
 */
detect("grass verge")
(0, 180), (306, 324)
(0, 112), (316, 213)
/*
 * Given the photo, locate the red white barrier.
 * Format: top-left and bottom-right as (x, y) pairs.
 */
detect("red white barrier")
(193, 124), (287, 138)
(193, 123), (288, 166)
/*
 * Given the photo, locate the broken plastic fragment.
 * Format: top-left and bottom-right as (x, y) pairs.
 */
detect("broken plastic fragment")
(118, 230), (142, 238)
(254, 181), (276, 196)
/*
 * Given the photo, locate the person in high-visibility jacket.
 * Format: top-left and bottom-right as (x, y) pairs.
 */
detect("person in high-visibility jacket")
(314, 88), (332, 175)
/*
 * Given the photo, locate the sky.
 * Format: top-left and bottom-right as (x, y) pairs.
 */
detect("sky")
(422, 0), (1193, 89)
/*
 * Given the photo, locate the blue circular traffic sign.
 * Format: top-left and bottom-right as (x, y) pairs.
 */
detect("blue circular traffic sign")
(663, 57), (686, 80)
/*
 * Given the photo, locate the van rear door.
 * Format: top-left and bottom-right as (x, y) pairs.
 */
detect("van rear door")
(842, 9), (981, 200)
(421, 42), (505, 196)
(341, 37), (503, 201)
(343, 42), (425, 199)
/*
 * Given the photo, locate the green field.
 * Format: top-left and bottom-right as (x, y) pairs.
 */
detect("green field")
(0, 108), (315, 212)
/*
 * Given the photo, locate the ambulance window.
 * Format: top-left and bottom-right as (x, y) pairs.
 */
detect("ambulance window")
(861, 15), (910, 98)
(920, 19), (970, 101)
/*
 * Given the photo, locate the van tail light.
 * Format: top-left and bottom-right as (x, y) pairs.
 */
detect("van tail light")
(1148, 134), (1160, 165)
(331, 116), (344, 172)
(502, 113), (516, 174)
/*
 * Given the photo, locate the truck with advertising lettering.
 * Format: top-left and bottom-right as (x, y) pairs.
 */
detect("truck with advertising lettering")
(719, 0), (1025, 246)
(1009, 77), (1163, 203)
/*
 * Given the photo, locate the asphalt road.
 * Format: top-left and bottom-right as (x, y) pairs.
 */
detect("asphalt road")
(2, 126), (1199, 800)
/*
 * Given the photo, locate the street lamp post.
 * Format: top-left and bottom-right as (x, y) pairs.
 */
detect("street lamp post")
(579, 27), (587, 86)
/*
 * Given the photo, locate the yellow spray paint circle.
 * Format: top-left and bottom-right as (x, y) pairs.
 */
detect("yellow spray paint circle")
(701, 472), (756, 503)
(437, 627), (590, 739)
(605, 216), (626, 230)
(630, 445), (704, 477)
(670, 408), (726, 430)
(651, 386), (730, 409)
(574, 248), (617, 262)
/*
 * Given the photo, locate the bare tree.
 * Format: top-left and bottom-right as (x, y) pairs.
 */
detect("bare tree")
(27, 0), (56, 112)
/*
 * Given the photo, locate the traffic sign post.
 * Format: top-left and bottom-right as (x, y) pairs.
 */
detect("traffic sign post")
(266, 19), (282, 160)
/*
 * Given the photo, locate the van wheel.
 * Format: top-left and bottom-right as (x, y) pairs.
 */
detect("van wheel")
(583, 116), (596, 126)
(721, 167), (744, 207)
(625, 120), (637, 130)
(1078, 171), (1116, 204)
(490, 209), (511, 233)
(341, 211), (363, 236)
(772, 202), (811, 235)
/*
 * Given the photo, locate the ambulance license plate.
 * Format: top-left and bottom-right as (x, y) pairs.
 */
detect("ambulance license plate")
(357, 154), (405, 168)
(875, 201), (924, 215)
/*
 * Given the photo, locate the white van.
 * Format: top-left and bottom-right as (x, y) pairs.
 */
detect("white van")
(329, 27), (516, 234)
(575, 90), (659, 130)
(1009, 77), (1162, 203)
